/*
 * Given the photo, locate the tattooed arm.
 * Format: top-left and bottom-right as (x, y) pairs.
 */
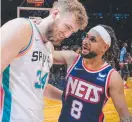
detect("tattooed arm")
(109, 70), (132, 122)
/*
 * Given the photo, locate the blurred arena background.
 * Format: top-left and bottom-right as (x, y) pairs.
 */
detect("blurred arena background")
(1, 0), (132, 122)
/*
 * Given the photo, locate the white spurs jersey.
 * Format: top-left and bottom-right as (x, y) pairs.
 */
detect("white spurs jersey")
(1, 19), (53, 122)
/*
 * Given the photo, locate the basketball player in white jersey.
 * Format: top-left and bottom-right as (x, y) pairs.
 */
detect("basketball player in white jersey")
(0, 0), (88, 121)
(53, 25), (132, 122)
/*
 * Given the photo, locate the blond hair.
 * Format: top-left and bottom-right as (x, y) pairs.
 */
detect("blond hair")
(53, 0), (88, 30)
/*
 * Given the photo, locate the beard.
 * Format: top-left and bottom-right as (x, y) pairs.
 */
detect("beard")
(45, 22), (62, 46)
(45, 25), (55, 42)
(45, 22), (57, 43)
(81, 51), (97, 59)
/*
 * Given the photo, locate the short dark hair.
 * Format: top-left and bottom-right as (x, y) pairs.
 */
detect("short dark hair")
(100, 25), (120, 63)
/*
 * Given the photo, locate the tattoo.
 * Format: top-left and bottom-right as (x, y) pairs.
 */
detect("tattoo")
(121, 116), (132, 122)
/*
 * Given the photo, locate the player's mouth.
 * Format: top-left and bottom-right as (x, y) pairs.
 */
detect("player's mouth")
(82, 44), (90, 54)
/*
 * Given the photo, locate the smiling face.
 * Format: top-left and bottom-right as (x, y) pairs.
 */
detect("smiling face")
(81, 29), (109, 59)
(45, 11), (80, 45)
(44, 0), (88, 45)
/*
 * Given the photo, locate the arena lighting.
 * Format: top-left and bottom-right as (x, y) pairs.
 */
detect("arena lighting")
(27, 0), (45, 6)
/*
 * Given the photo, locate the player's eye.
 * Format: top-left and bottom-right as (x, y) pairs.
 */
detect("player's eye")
(65, 24), (71, 30)
(89, 37), (96, 42)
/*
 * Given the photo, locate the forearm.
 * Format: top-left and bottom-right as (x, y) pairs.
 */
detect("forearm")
(44, 84), (63, 101)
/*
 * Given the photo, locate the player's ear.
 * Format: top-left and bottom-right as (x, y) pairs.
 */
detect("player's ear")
(102, 44), (109, 53)
(50, 8), (59, 19)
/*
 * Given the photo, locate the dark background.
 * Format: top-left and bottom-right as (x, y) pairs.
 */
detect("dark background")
(1, 0), (132, 46)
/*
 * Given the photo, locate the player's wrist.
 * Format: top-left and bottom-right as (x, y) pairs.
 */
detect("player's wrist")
(120, 115), (132, 122)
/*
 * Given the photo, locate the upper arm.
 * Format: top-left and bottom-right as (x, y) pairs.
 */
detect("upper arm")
(1, 18), (32, 72)
(53, 50), (79, 66)
(109, 70), (130, 117)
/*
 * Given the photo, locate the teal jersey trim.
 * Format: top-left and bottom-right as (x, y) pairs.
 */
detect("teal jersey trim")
(2, 65), (12, 122)
(19, 19), (33, 54)
(34, 24), (41, 36)
(34, 24), (43, 42)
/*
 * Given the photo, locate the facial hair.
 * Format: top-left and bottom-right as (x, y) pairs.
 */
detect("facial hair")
(81, 51), (97, 59)
(45, 22), (56, 43)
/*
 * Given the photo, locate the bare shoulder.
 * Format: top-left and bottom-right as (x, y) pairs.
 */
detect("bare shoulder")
(109, 70), (123, 88)
(1, 18), (32, 47)
(1, 18), (32, 38)
(2, 18), (31, 27)
(1, 18), (33, 71)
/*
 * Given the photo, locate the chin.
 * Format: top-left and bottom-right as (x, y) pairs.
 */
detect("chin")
(81, 52), (89, 56)
(81, 53), (86, 57)
(51, 41), (61, 46)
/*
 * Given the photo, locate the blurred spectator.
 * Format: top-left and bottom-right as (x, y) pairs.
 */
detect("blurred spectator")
(120, 42), (127, 63)
(130, 42), (132, 57)
(127, 53), (132, 64)
(127, 53), (132, 77)
(119, 42), (129, 83)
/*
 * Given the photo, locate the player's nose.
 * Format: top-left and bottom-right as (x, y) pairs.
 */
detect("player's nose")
(64, 31), (73, 38)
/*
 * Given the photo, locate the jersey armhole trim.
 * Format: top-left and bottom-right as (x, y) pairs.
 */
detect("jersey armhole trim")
(16, 19), (33, 58)
(66, 55), (80, 79)
(105, 69), (115, 98)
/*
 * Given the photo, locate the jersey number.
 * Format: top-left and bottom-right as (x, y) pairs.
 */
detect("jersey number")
(35, 70), (48, 89)
(71, 100), (83, 119)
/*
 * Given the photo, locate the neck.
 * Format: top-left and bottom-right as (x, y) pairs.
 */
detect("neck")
(36, 16), (53, 43)
(83, 56), (105, 70)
